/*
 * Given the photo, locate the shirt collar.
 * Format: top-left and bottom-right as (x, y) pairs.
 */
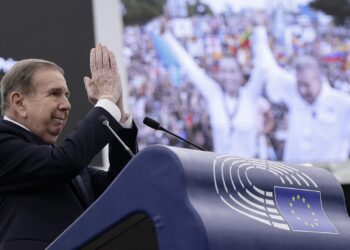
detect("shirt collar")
(3, 115), (31, 132)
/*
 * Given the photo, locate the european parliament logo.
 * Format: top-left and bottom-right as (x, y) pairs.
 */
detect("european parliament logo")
(213, 155), (338, 234)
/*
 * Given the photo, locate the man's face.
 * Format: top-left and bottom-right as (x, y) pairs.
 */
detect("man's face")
(22, 69), (71, 144)
(216, 57), (245, 96)
(297, 69), (322, 104)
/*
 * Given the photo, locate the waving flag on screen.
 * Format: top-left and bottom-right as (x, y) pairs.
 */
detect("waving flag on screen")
(151, 33), (183, 85)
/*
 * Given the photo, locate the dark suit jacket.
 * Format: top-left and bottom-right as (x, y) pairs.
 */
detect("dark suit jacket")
(0, 107), (138, 250)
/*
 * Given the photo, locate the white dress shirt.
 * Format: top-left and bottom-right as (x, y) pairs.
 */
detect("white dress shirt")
(163, 32), (266, 157)
(254, 26), (350, 163)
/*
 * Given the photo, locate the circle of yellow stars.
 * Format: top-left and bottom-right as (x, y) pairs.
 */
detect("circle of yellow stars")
(289, 194), (319, 228)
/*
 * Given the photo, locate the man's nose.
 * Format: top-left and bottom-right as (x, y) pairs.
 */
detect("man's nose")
(59, 97), (71, 111)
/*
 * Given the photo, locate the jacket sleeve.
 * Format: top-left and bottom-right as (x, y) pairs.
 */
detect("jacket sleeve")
(0, 107), (119, 194)
(87, 120), (138, 197)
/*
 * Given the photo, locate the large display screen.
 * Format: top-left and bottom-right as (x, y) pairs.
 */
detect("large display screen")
(124, 0), (350, 164)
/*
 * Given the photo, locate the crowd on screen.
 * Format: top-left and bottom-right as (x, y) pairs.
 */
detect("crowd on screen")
(124, 9), (350, 162)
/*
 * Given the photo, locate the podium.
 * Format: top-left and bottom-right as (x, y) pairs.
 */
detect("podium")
(47, 145), (350, 250)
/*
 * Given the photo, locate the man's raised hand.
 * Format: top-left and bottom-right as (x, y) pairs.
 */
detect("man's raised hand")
(84, 43), (122, 105)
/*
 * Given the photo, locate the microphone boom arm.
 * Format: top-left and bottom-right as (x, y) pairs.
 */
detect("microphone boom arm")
(102, 120), (135, 157)
(143, 117), (208, 151)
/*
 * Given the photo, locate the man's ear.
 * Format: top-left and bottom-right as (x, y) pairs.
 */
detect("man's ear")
(9, 91), (27, 118)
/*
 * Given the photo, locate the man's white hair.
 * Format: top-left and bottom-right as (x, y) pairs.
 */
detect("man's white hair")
(294, 55), (320, 73)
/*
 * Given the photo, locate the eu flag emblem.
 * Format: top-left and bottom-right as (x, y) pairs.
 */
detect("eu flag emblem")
(274, 186), (338, 234)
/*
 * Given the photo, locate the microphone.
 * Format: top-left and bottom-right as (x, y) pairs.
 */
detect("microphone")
(143, 117), (208, 151)
(100, 116), (134, 157)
